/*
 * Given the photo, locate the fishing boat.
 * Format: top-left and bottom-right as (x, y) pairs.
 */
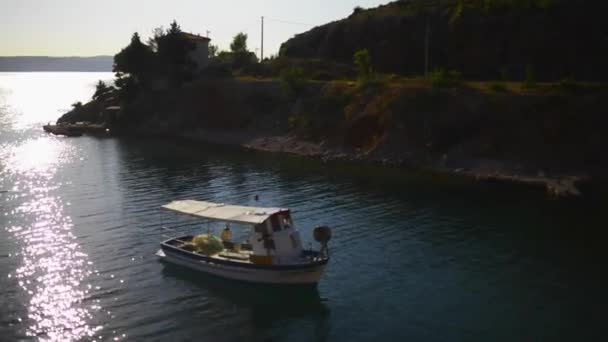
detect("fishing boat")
(156, 200), (331, 285)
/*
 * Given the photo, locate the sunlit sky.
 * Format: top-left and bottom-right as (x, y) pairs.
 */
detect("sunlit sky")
(1, 0), (391, 58)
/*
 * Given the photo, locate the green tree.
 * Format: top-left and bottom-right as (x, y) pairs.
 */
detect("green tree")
(230, 33), (248, 53)
(113, 32), (156, 85)
(216, 50), (232, 62)
(354, 49), (373, 82)
(218, 32), (258, 72)
(146, 26), (165, 52)
(208, 44), (218, 57)
(114, 75), (138, 103)
(156, 20), (196, 86)
(280, 67), (306, 99)
(523, 64), (536, 89)
(429, 68), (462, 89)
(168, 20), (180, 34)
(92, 80), (113, 101)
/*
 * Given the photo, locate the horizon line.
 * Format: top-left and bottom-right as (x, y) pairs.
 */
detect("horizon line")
(0, 55), (114, 58)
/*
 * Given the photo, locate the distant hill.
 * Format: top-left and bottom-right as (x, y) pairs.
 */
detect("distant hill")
(0, 56), (113, 71)
(279, 0), (608, 81)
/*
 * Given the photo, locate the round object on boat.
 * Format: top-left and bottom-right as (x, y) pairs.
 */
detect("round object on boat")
(313, 226), (332, 243)
(192, 234), (224, 255)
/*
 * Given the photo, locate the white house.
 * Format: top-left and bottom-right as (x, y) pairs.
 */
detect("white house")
(182, 32), (211, 71)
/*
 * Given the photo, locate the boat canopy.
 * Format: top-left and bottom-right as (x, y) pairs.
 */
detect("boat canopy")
(162, 200), (287, 225)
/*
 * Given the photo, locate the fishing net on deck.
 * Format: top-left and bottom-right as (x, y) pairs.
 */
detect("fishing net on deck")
(191, 234), (224, 255)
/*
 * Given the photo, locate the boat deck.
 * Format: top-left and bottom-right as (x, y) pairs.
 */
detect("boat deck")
(164, 235), (256, 264)
(161, 235), (327, 266)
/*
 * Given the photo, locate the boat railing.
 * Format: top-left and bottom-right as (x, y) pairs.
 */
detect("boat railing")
(160, 225), (194, 240)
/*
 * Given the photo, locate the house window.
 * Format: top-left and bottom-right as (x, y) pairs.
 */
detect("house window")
(270, 215), (282, 232)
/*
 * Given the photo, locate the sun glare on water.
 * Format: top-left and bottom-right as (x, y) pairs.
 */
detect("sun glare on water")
(2, 136), (103, 341)
(5, 137), (75, 175)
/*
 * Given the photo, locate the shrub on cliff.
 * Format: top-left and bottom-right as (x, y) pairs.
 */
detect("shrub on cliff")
(280, 67), (307, 99)
(354, 49), (373, 84)
(429, 68), (462, 89)
(352, 6), (364, 15)
(523, 65), (537, 89)
(215, 32), (258, 75)
(262, 57), (355, 80)
(489, 82), (508, 92)
(288, 113), (312, 133)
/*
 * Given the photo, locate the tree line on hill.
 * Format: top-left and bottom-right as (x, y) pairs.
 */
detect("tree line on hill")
(102, 20), (261, 105)
(279, 0), (608, 81)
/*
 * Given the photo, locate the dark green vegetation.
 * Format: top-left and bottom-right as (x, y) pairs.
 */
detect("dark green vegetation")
(280, 0), (608, 81)
(113, 21), (196, 93)
(58, 2), (608, 188)
(215, 32), (259, 75)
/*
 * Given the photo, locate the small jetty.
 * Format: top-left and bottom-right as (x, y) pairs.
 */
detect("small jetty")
(43, 122), (108, 137)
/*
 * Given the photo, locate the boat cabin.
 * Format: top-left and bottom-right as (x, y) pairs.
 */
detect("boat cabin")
(161, 200), (305, 265)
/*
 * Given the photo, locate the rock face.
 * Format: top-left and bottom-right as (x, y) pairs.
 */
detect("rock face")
(60, 77), (608, 174)
(57, 77), (608, 195)
(280, 0), (608, 81)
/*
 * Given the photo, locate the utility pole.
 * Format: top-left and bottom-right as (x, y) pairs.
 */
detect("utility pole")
(261, 16), (265, 61)
(206, 30), (211, 38)
(424, 15), (430, 79)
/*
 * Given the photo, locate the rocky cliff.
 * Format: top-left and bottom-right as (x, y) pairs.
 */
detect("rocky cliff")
(280, 0), (608, 81)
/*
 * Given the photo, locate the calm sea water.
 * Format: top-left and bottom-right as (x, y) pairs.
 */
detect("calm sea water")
(0, 72), (606, 342)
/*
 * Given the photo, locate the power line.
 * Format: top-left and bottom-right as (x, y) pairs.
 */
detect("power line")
(264, 17), (313, 27)
(236, 20), (262, 35)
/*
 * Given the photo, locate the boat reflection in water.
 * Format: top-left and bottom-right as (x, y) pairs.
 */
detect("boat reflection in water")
(160, 264), (331, 340)
(160, 263), (328, 310)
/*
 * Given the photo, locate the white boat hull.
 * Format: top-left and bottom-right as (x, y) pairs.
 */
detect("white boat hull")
(157, 249), (327, 285)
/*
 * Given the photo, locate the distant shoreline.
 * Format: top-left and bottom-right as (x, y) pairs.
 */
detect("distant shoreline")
(0, 71), (113, 73)
(0, 56), (113, 72)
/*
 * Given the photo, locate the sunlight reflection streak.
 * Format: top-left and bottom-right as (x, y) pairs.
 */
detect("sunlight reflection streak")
(2, 137), (102, 341)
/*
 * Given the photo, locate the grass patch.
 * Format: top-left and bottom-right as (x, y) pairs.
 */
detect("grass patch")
(429, 68), (462, 89)
(488, 82), (508, 92)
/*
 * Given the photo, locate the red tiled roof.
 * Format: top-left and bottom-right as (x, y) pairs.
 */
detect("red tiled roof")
(181, 32), (211, 42)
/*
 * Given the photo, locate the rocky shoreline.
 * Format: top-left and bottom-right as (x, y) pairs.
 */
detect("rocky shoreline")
(246, 136), (587, 198)
(170, 130), (588, 198)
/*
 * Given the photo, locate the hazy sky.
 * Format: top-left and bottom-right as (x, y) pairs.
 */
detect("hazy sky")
(1, 0), (391, 57)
